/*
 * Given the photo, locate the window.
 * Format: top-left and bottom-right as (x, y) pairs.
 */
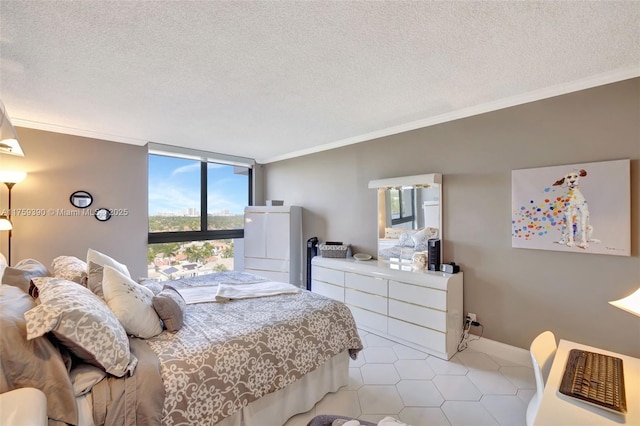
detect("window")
(390, 188), (415, 226)
(147, 144), (253, 281)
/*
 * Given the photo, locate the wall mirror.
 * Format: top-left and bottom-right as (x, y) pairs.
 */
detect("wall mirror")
(70, 190), (93, 208)
(368, 173), (442, 263)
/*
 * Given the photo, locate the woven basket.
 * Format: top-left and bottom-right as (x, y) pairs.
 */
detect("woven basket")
(319, 244), (349, 258)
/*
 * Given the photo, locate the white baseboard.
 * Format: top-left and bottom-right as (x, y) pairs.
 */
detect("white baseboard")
(467, 336), (532, 367)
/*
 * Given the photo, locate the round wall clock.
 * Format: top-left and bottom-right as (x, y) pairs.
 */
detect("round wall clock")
(95, 208), (112, 222)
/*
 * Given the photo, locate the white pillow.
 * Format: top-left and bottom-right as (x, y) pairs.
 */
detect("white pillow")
(87, 248), (130, 277)
(102, 265), (162, 339)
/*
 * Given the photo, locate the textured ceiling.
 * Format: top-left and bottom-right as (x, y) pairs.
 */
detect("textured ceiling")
(1, 1), (639, 163)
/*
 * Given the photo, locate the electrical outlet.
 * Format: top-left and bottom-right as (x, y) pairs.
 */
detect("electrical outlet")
(467, 313), (477, 323)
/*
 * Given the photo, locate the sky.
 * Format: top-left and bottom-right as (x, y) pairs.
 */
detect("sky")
(148, 155), (249, 216)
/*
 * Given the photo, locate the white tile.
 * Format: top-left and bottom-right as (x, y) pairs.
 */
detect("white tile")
(517, 389), (536, 406)
(456, 351), (500, 371)
(396, 380), (444, 407)
(364, 346), (398, 363)
(426, 356), (468, 375)
(433, 375), (482, 401)
(499, 366), (536, 389)
(467, 370), (518, 395)
(481, 395), (527, 426)
(358, 385), (404, 415)
(399, 407), (451, 426)
(351, 353), (366, 368)
(315, 388), (362, 419)
(361, 363), (400, 385)
(394, 359), (435, 380)
(365, 333), (397, 347)
(441, 401), (499, 426)
(393, 344), (429, 360)
(348, 367), (364, 390)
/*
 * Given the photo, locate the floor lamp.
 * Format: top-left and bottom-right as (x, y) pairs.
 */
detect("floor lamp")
(0, 100), (26, 266)
(0, 171), (26, 266)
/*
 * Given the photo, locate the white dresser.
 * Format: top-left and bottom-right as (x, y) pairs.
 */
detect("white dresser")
(311, 257), (463, 360)
(244, 206), (303, 287)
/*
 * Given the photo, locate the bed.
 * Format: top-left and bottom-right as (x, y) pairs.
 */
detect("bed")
(0, 251), (363, 426)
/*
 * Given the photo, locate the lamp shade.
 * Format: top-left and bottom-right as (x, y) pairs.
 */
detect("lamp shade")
(0, 100), (24, 157)
(0, 170), (27, 184)
(0, 216), (12, 231)
(609, 287), (640, 318)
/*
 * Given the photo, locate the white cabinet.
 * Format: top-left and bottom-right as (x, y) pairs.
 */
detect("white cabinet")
(244, 206), (302, 287)
(311, 257), (463, 360)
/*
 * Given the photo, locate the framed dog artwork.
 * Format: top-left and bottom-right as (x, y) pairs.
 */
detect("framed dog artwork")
(511, 159), (630, 256)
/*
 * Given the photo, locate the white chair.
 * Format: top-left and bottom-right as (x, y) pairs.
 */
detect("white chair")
(526, 331), (557, 426)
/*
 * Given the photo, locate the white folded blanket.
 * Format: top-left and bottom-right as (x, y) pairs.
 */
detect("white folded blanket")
(214, 281), (301, 302)
(173, 281), (301, 304)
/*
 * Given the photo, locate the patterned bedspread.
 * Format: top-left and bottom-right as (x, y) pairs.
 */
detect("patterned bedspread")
(145, 272), (363, 425)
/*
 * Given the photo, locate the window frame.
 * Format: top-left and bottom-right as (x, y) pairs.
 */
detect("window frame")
(390, 188), (416, 226)
(147, 144), (254, 245)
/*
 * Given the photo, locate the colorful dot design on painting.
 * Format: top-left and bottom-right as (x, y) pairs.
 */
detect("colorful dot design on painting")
(512, 187), (570, 240)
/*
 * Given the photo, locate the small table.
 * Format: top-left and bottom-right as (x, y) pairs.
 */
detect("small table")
(534, 339), (640, 425)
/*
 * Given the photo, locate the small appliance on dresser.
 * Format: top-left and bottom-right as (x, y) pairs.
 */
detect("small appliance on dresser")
(427, 238), (441, 271)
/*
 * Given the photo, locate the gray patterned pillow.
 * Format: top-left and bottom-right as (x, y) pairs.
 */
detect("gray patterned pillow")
(0, 284), (78, 424)
(24, 277), (137, 377)
(398, 231), (417, 248)
(51, 256), (87, 285)
(2, 259), (49, 293)
(152, 288), (186, 332)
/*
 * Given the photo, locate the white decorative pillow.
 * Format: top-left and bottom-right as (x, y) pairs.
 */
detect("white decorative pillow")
(24, 277), (136, 377)
(51, 256), (87, 285)
(384, 227), (404, 239)
(411, 228), (429, 247)
(86, 248), (130, 277)
(413, 227), (439, 252)
(102, 265), (163, 339)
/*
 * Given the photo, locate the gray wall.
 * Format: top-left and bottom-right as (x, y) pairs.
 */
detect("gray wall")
(1, 128), (148, 278)
(263, 78), (640, 356)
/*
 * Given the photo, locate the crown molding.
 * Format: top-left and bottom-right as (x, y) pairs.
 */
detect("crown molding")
(259, 66), (640, 164)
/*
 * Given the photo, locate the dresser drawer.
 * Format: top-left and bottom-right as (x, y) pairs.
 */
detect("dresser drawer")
(388, 318), (445, 353)
(345, 288), (387, 315)
(349, 306), (387, 333)
(345, 272), (387, 296)
(389, 280), (446, 310)
(312, 265), (344, 286)
(245, 268), (289, 283)
(245, 257), (289, 272)
(312, 280), (344, 302)
(388, 299), (446, 332)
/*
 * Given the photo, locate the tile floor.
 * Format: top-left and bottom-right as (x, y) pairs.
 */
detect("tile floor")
(284, 329), (536, 426)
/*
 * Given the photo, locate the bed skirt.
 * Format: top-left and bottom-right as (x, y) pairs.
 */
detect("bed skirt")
(217, 350), (350, 426)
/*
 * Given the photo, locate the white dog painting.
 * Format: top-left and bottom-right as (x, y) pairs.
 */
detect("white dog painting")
(512, 159), (630, 256)
(552, 169), (600, 249)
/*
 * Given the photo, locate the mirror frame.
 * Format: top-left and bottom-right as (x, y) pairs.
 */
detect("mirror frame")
(69, 190), (93, 208)
(369, 173), (442, 264)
